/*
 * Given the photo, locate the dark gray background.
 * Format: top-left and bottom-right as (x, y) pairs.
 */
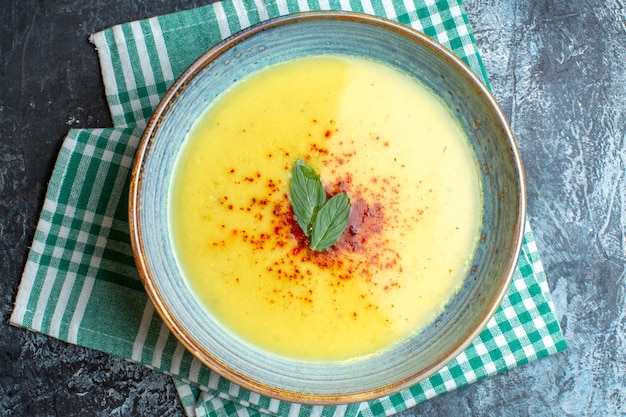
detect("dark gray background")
(1, 0), (624, 415)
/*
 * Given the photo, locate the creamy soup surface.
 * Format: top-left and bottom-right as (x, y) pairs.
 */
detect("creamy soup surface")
(171, 55), (482, 361)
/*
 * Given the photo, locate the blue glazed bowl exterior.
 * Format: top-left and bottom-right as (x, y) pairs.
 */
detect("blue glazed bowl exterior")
(129, 11), (525, 404)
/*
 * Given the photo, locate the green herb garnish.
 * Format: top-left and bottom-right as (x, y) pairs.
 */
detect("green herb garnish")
(289, 158), (350, 251)
(309, 192), (351, 251)
(289, 158), (327, 236)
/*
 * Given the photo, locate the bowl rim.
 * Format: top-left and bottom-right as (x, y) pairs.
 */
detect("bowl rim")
(129, 10), (526, 405)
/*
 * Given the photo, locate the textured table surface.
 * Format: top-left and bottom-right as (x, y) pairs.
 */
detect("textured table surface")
(1, 1), (624, 416)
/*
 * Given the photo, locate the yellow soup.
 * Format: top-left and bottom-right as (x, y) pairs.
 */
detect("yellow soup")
(171, 56), (482, 361)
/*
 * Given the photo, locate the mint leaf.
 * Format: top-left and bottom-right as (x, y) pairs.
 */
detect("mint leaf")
(289, 158), (327, 237)
(310, 193), (351, 252)
(289, 159), (351, 251)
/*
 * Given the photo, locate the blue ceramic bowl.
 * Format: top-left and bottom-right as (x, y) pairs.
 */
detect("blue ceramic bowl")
(129, 11), (525, 404)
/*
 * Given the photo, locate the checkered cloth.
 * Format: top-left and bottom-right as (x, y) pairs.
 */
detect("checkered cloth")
(10, 1), (567, 416)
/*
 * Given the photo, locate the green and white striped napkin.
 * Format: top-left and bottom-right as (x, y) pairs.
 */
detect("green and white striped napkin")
(10, 1), (567, 416)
